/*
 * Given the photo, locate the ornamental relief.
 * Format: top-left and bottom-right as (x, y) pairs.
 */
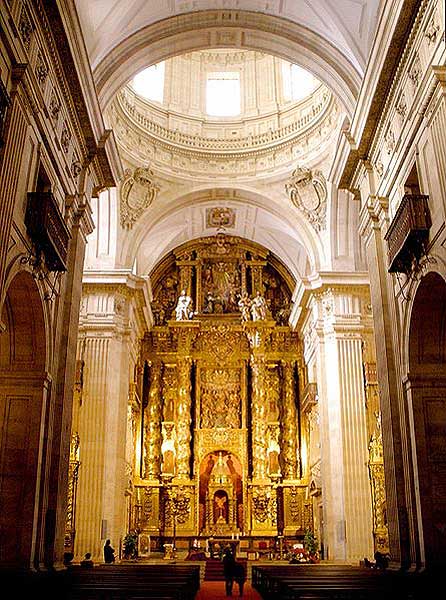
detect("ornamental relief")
(200, 368), (242, 429)
(285, 166), (328, 231)
(120, 166), (159, 229)
(252, 487), (277, 525)
(198, 325), (248, 362)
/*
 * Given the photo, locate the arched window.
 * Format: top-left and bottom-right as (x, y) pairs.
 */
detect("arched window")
(282, 62), (318, 102)
(131, 62), (165, 103)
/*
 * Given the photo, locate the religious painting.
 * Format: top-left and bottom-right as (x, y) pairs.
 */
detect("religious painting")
(198, 451), (243, 533)
(202, 260), (240, 314)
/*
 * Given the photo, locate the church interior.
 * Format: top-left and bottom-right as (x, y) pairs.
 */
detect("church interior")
(0, 0), (446, 593)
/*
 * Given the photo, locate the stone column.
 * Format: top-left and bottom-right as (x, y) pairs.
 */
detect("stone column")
(280, 360), (299, 480)
(176, 356), (193, 479)
(304, 285), (374, 562)
(359, 194), (416, 568)
(144, 361), (163, 479)
(42, 195), (94, 568)
(74, 274), (149, 562)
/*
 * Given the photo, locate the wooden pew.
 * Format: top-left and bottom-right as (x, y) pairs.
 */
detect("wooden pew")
(251, 564), (422, 600)
(62, 563), (200, 600)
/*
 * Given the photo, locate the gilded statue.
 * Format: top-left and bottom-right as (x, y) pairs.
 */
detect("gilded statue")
(238, 292), (251, 322)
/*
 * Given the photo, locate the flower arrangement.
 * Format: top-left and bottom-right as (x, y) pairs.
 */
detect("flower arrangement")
(303, 529), (320, 563)
(123, 532), (138, 559)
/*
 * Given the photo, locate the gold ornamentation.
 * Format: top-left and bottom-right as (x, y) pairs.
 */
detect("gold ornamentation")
(176, 357), (193, 478)
(201, 368), (241, 428)
(166, 486), (192, 525)
(280, 360), (299, 479)
(206, 207), (236, 229)
(368, 412), (389, 553)
(252, 487), (273, 523)
(64, 433), (80, 549)
(144, 362), (163, 478)
(250, 355), (268, 479)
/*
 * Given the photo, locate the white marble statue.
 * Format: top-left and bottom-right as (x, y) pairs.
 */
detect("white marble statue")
(175, 289), (193, 320)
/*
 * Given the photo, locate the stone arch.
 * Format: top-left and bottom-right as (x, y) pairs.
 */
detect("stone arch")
(121, 187), (323, 281)
(95, 11), (361, 115)
(406, 271), (446, 568)
(0, 271), (48, 567)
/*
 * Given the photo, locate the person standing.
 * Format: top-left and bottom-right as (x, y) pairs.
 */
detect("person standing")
(104, 539), (115, 563)
(234, 560), (246, 597)
(222, 547), (236, 597)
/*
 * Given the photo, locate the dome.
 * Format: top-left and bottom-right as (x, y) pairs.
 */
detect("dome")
(130, 50), (320, 119)
(108, 49), (339, 180)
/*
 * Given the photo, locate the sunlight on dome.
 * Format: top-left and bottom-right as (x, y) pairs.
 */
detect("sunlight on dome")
(131, 62), (165, 103)
(206, 71), (241, 117)
(282, 63), (319, 102)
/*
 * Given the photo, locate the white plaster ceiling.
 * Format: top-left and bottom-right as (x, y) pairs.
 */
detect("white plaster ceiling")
(75, 0), (381, 74)
(127, 191), (323, 281)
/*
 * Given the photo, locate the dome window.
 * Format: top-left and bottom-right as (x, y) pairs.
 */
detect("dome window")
(206, 71), (240, 117)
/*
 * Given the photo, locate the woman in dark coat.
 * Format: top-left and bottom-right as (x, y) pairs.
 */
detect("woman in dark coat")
(104, 539), (115, 563)
(234, 561), (246, 597)
(222, 548), (236, 596)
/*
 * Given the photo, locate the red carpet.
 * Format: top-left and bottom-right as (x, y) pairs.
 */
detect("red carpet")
(195, 580), (262, 599)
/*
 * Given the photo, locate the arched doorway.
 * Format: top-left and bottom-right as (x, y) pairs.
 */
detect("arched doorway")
(0, 271), (47, 567)
(407, 272), (446, 567)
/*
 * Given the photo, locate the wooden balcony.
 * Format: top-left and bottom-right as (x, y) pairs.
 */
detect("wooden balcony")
(384, 194), (431, 274)
(25, 192), (71, 271)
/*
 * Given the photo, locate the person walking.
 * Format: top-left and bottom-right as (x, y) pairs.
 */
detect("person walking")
(234, 560), (246, 597)
(222, 547), (236, 597)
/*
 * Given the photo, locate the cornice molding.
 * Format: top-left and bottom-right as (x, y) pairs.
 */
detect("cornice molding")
(34, 0), (119, 189)
(338, 0), (423, 189)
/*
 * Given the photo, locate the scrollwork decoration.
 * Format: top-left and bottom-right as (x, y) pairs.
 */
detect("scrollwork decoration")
(286, 166), (327, 231)
(120, 166), (159, 229)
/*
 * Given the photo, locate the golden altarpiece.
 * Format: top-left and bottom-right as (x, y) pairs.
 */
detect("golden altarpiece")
(130, 234), (313, 545)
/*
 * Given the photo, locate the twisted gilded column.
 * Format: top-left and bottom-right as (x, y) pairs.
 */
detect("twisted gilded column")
(144, 361), (163, 479)
(280, 360), (299, 480)
(250, 354), (268, 480)
(176, 356), (193, 479)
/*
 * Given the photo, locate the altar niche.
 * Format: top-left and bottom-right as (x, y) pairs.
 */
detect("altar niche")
(200, 451), (243, 536)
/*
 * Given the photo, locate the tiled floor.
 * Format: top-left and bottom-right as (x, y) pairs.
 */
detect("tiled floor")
(195, 580), (263, 599)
